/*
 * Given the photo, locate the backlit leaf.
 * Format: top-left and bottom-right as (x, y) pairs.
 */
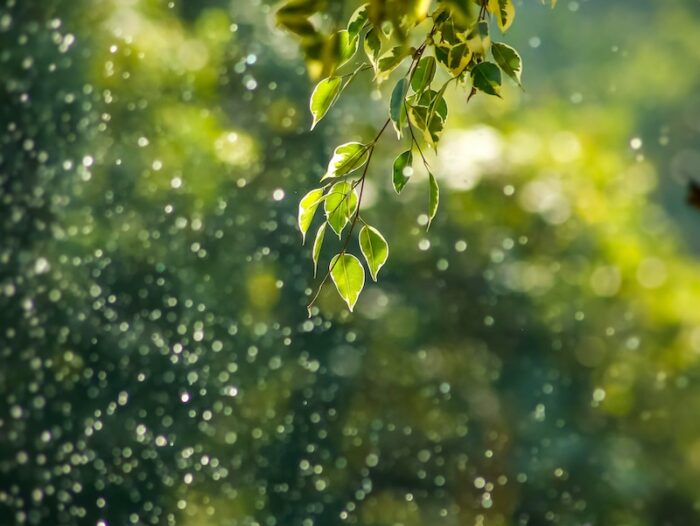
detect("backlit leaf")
(311, 223), (326, 276)
(298, 188), (325, 242)
(310, 76), (342, 130)
(330, 254), (365, 311)
(323, 142), (369, 180)
(324, 181), (358, 236)
(428, 170), (439, 229)
(359, 225), (389, 281)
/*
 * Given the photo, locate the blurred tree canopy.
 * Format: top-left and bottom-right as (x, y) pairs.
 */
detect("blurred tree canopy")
(2, 1), (700, 526)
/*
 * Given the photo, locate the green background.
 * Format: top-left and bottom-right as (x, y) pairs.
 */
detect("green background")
(2, 1), (700, 525)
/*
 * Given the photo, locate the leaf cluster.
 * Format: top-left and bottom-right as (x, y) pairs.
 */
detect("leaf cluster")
(278, 0), (556, 314)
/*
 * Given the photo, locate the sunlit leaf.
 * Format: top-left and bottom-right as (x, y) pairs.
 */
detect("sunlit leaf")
(310, 76), (342, 130)
(298, 188), (325, 243)
(359, 225), (389, 281)
(329, 253), (365, 311)
(312, 222), (326, 276)
(324, 181), (358, 236)
(336, 29), (359, 67)
(428, 170), (439, 229)
(393, 150), (413, 194)
(323, 142), (369, 180)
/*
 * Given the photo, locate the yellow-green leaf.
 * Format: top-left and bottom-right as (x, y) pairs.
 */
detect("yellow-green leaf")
(298, 188), (325, 242)
(359, 225), (389, 281)
(428, 171), (439, 229)
(311, 222), (326, 277)
(310, 76), (342, 130)
(323, 142), (369, 180)
(488, 0), (515, 33)
(324, 181), (358, 237)
(330, 254), (365, 311)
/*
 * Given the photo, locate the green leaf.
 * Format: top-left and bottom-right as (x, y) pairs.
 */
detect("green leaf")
(428, 170), (439, 229)
(310, 76), (342, 130)
(311, 222), (326, 277)
(471, 61), (502, 97)
(376, 45), (410, 82)
(336, 29), (359, 67)
(359, 225), (389, 281)
(392, 150), (413, 194)
(298, 188), (325, 243)
(330, 254), (365, 312)
(347, 3), (369, 41)
(390, 78), (408, 138)
(364, 28), (381, 72)
(324, 181), (358, 237)
(323, 142), (369, 180)
(411, 56), (436, 94)
(492, 42), (522, 86)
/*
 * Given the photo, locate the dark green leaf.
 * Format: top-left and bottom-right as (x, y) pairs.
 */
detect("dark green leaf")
(364, 28), (381, 72)
(390, 78), (408, 138)
(411, 56), (436, 94)
(347, 3), (369, 41)
(492, 42), (522, 86)
(471, 61), (502, 97)
(392, 150), (413, 194)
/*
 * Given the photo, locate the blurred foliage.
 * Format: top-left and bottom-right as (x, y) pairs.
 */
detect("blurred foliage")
(2, 1), (700, 526)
